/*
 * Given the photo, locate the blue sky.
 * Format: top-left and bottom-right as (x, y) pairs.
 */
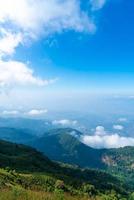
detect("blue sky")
(11, 0), (134, 93)
(0, 0), (134, 112)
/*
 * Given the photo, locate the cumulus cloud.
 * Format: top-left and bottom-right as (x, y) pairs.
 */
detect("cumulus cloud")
(26, 109), (48, 116)
(82, 134), (134, 149)
(0, 29), (23, 57)
(95, 126), (106, 136)
(0, 60), (57, 89)
(0, 0), (96, 57)
(0, 0), (109, 58)
(90, 0), (107, 10)
(0, 0), (100, 90)
(52, 119), (78, 126)
(81, 126), (134, 148)
(113, 125), (124, 130)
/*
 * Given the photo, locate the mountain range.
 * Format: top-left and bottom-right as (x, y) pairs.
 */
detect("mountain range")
(0, 119), (134, 190)
(0, 139), (126, 196)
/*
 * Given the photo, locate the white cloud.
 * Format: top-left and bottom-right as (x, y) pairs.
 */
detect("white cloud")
(113, 125), (124, 130)
(0, 60), (57, 89)
(2, 110), (19, 115)
(81, 134), (134, 149)
(95, 126), (106, 136)
(52, 119), (78, 126)
(118, 118), (127, 122)
(1, 109), (48, 116)
(0, 0), (109, 92)
(0, 29), (23, 57)
(0, 0), (109, 91)
(0, 0), (97, 90)
(0, 0), (96, 57)
(90, 0), (107, 10)
(81, 125), (134, 149)
(26, 109), (48, 116)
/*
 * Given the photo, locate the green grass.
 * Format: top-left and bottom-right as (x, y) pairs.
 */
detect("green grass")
(0, 168), (130, 200)
(0, 188), (89, 200)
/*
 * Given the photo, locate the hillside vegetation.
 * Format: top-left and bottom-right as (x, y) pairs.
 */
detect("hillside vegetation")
(0, 126), (134, 198)
(0, 139), (132, 200)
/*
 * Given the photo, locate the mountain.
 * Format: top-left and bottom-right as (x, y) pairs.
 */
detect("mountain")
(0, 139), (127, 197)
(30, 131), (105, 169)
(0, 117), (53, 136)
(102, 146), (134, 188)
(0, 139), (57, 172)
(0, 127), (35, 144)
(0, 125), (134, 189)
(29, 129), (134, 189)
(41, 127), (83, 138)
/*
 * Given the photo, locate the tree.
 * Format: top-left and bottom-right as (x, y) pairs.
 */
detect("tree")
(82, 183), (96, 196)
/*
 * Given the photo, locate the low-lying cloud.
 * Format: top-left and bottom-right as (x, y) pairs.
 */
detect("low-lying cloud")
(2, 110), (19, 115)
(113, 125), (124, 130)
(81, 126), (134, 149)
(26, 109), (48, 116)
(1, 109), (48, 116)
(118, 118), (127, 122)
(52, 119), (78, 126)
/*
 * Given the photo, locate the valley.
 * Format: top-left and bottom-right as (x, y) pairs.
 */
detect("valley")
(0, 118), (134, 199)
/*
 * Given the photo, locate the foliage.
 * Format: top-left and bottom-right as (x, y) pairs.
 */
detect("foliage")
(0, 139), (133, 199)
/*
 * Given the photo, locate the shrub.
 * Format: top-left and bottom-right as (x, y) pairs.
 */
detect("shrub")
(55, 180), (65, 190)
(82, 183), (96, 196)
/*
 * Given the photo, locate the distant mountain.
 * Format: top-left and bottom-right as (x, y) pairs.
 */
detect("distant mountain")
(41, 127), (83, 137)
(0, 117), (53, 136)
(30, 131), (104, 169)
(0, 127), (35, 144)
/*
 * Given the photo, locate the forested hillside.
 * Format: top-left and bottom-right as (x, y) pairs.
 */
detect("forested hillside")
(0, 139), (132, 200)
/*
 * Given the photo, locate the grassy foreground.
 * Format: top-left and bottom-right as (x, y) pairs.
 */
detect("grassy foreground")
(0, 140), (133, 200)
(0, 188), (130, 200)
(0, 168), (131, 200)
(0, 188), (89, 200)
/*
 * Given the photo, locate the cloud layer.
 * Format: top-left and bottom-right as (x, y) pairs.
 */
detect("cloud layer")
(52, 119), (78, 126)
(113, 125), (124, 130)
(81, 126), (134, 149)
(26, 109), (48, 116)
(1, 109), (48, 116)
(2, 110), (19, 115)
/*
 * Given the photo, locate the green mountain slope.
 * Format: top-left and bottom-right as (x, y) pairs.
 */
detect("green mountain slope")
(102, 146), (134, 188)
(29, 129), (134, 189)
(0, 139), (127, 195)
(30, 132), (105, 169)
(0, 140), (57, 172)
(0, 127), (35, 144)
(1, 126), (134, 190)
